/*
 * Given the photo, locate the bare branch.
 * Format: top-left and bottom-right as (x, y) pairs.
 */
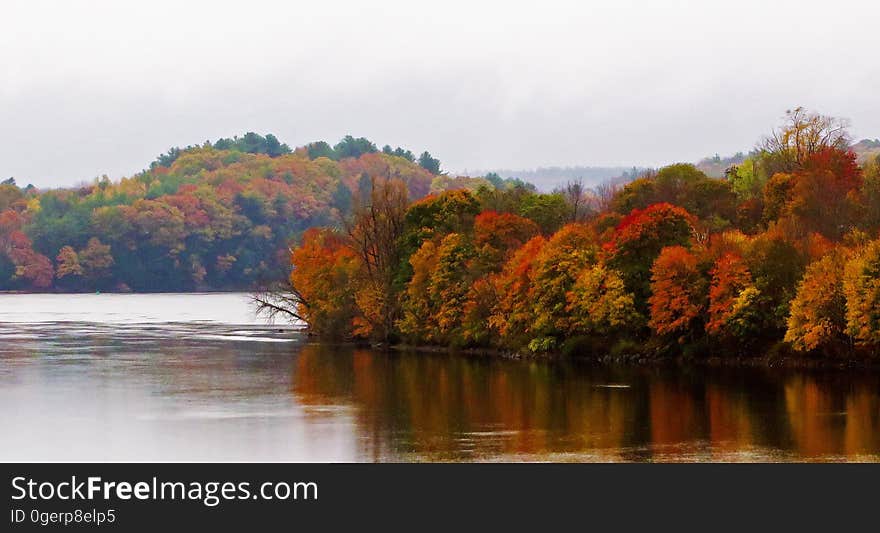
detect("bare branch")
(251, 284), (308, 325)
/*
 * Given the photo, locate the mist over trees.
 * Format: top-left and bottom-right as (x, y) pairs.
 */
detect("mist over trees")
(473, 165), (648, 192)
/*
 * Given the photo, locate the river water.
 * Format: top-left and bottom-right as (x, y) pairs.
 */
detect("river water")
(1, 293), (878, 462)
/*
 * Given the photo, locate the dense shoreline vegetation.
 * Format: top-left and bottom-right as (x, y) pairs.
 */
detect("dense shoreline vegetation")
(271, 109), (880, 361)
(0, 133), (520, 292)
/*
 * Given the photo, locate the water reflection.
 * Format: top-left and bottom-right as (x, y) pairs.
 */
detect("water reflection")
(0, 302), (878, 461)
(292, 344), (880, 461)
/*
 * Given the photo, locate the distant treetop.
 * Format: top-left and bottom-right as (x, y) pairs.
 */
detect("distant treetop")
(151, 132), (292, 170)
(303, 136), (443, 175)
(213, 132), (291, 157)
(151, 133), (444, 176)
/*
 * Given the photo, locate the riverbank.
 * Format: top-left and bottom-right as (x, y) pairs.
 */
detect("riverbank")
(384, 342), (880, 371)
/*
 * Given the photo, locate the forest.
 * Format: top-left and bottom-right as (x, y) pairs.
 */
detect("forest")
(0, 133), (520, 291)
(271, 108), (880, 360)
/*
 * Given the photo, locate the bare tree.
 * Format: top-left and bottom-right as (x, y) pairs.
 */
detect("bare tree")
(345, 175), (409, 341)
(251, 175), (409, 340)
(559, 178), (592, 222)
(590, 181), (620, 213)
(761, 107), (851, 172)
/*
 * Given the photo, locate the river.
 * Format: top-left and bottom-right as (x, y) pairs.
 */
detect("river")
(1, 293), (878, 461)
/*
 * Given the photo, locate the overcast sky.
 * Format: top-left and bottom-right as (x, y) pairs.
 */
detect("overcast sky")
(2, 0), (878, 188)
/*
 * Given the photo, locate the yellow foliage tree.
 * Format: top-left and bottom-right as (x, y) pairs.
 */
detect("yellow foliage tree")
(785, 251), (849, 352)
(843, 241), (880, 350)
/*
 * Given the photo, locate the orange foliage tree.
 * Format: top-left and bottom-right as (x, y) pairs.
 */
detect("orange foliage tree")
(288, 228), (360, 338)
(648, 246), (706, 340)
(488, 236), (547, 349)
(472, 211), (540, 272)
(706, 253), (755, 339)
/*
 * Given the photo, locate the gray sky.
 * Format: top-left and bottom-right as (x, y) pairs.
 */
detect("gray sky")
(2, 0), (878, 188)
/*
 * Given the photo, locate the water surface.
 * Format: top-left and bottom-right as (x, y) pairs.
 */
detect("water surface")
(1, 293), (879, 461)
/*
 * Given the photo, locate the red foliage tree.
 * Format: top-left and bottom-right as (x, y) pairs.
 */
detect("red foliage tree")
(474, 211), (540, 254)
(706, 253), (753, 337)
(605, 203), (696, 305)
(648, 245), (706, 338)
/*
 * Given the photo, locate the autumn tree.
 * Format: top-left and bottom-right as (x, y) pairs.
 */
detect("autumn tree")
(566, 263), (641, 337)
(611, 164), (737, 229)
(399, 233), (476, 345)
(760, 107), (850, 174)
(762, 147), (862, 239)
(843, 240), (880, 351)
(282, 228), (360, 337)
(4, 231), (53, 288)
(400, 190), (481, 253)
(55, 245), (84, 286)
(472, 211), (540, 272)
(460, 277), (499, 347)
(398, 239), (440, 342)
(518, 193), (569, 234)
(605, 203), (696, 308)
(489, 236), (546, 349)
(859, 155), (880, 232)
(474, 211), (540, 252)
(346, 176), (409, 341)
(785, 251), (850, 354)
(648, 246), (706, 341)
(726, 158), (767, 201)
(743, 226), (808, 332)
(706, 253), (764, 346)
(527, 223), (599, 349)
(761, 172), (797, 224)
(0, 183), (23, 212)
(474, 181), (536, 215)
(79, 238), (115, 286)
(0, 210), (53, 289)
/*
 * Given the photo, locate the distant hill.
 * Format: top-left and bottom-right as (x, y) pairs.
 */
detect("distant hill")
(463, 136), (880, 195)
(695, 152), (749, 178)
(0, 133), (525, 292)
(853, 138), (880, 163)
(469, 166), (647, 191)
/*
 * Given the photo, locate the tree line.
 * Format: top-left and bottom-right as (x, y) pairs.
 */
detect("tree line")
(272, 108), (880, 359)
